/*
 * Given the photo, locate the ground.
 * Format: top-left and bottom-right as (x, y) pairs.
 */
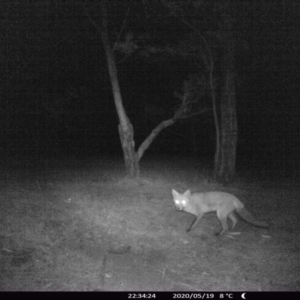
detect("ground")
(0, 157), (299, 291)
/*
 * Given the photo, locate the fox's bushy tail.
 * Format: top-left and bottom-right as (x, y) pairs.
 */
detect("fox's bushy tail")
(237, 208), (269, 228)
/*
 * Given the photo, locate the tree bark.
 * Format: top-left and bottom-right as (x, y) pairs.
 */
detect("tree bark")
(216, 42), (238, 184)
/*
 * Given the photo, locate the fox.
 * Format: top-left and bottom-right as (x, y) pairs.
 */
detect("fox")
(172, 189), (269, 235)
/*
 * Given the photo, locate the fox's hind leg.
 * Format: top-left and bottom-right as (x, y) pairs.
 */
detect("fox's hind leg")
(216, 211), (230, 235)
(228, 212), (238, 230)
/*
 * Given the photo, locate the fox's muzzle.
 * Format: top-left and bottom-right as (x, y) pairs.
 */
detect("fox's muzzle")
(175, 206), (183, 211)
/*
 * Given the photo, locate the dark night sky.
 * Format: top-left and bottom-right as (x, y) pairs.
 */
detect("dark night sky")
(0, 0), (299, 175)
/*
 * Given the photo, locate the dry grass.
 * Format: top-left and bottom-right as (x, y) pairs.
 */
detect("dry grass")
(0, 156), (299, 291)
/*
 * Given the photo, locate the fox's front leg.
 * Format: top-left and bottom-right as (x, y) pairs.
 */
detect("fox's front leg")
(187, 213), (203, 232)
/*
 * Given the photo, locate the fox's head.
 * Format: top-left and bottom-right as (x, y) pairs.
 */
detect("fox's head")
(172, 189), (191, 211)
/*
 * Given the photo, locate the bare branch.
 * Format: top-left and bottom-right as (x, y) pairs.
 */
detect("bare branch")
(176, 108), (209, 119)
(173, 73), (208, 119)
(113, 6), (131, 51)
(137, 118), (175, 160)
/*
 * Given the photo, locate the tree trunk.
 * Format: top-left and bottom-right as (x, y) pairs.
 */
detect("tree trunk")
(196, 35), (221, 180)
(215, 43), (238, 184)
(118, 123), (139, 177)
(100, 0), (139, 176)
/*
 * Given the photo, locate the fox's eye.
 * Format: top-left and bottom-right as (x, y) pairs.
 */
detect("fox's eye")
(182, 200), (186, 205)
(175, 200), (180, 204)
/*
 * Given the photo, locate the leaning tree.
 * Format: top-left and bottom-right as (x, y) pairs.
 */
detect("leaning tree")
(83, 0), (207, 176)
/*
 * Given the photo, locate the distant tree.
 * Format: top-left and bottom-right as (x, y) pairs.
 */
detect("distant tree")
(214, 4), (238, 184)
(161, 0), (239, 184)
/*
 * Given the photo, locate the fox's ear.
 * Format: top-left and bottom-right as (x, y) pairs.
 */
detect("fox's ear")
(184, 190), (191, 197)
(172, 189), (178, 197)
